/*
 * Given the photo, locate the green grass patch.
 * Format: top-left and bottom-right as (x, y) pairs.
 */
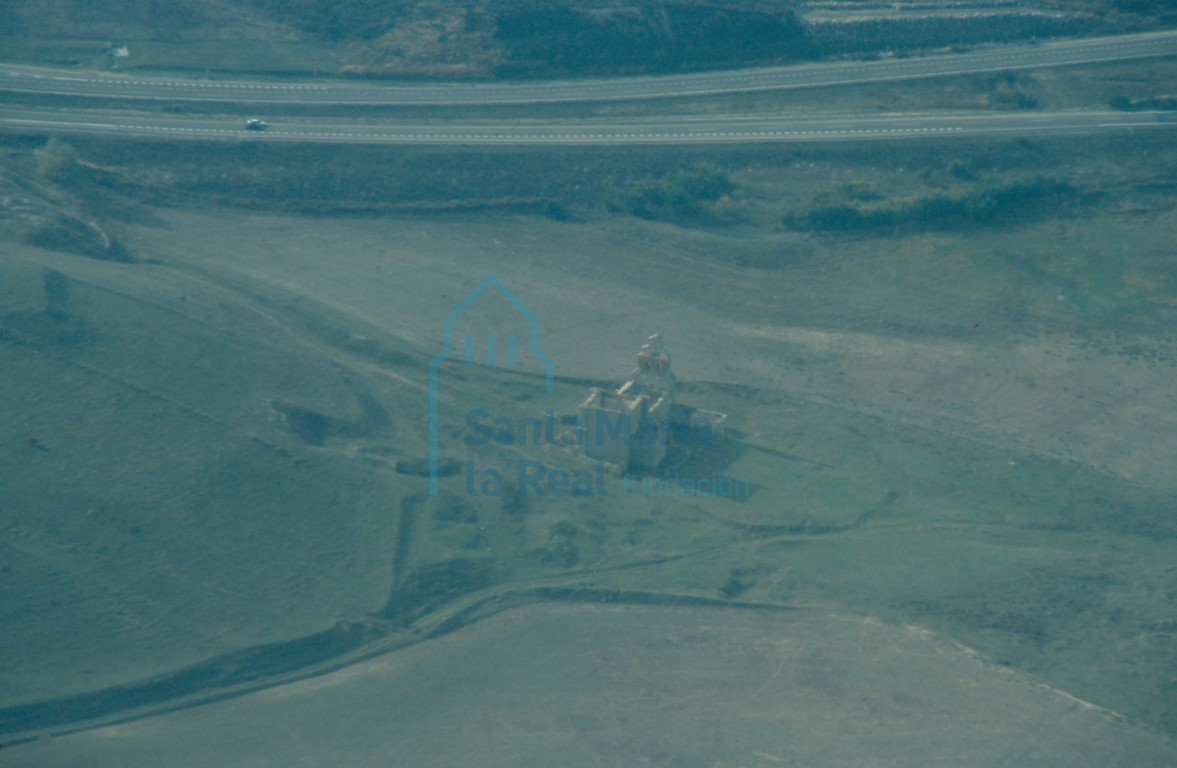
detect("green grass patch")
(1109, 95), (1177, 111)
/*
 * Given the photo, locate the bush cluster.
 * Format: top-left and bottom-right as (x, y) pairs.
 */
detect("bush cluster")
(783, 176), (1077, 233)
(495, 6), (811, 77)
(625, 163), (734, 221)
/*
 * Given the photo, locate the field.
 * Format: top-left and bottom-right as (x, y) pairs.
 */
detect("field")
(1, 24), (1177, 764)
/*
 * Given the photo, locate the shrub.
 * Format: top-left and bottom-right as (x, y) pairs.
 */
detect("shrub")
(33, 138), (81, 183)
(783, 176), (1076, 233)
(626, 163), (734, 221)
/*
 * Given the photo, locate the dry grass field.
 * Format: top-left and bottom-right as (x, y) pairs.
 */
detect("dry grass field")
(2, 11), (1176, 761)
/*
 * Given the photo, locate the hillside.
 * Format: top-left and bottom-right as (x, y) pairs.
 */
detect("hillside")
(2, 0), (1169, 78)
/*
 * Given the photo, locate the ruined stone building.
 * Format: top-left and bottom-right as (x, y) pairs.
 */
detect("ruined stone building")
(578, 335), (726, 472)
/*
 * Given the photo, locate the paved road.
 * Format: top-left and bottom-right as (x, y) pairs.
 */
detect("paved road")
(2, 105), (1173, 145)
(2, 30), (1177, 106)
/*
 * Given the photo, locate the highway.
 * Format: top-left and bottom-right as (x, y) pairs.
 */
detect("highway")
(2, 30), (1177, 106)
(2, 30), (1176, 145)
(2, 105), (1173, 145)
